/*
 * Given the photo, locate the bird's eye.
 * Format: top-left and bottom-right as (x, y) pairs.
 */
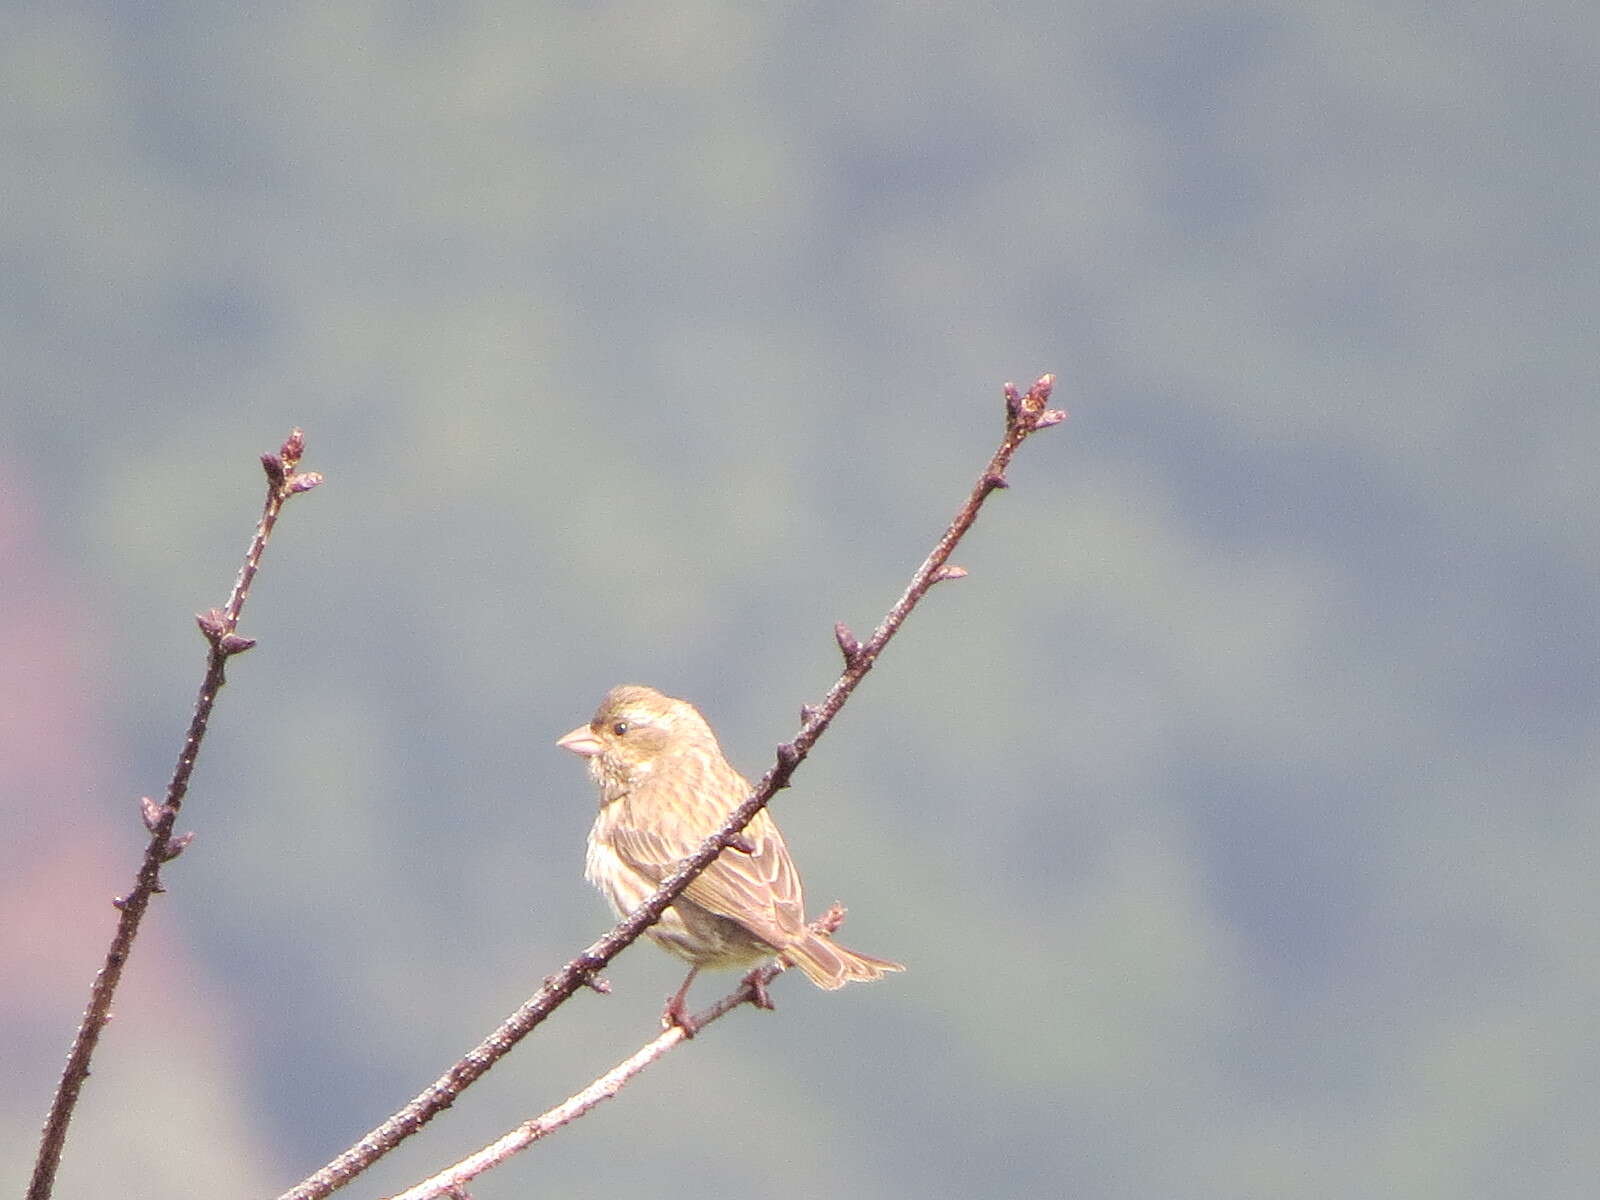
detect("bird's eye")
(611, 720), (630, 736)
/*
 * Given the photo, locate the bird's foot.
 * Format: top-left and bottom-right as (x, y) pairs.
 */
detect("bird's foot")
(662, 993), (698, 1037)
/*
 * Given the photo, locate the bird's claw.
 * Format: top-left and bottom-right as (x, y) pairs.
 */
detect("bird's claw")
(662, 995), (698, 1037)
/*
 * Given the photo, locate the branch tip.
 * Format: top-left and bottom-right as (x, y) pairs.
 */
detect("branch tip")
(281, 428), (306, 466)
(261, 452), (286, 487)
(288, 471), (324, 494)
(814, 901), (848, 936)
(1006, 374), (1065, 433)
(1006, 373), (1062, 433)
(195, 609), (227, 640)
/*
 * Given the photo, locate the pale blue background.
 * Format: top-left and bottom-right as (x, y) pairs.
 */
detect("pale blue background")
(5, 3), (1596, 1198)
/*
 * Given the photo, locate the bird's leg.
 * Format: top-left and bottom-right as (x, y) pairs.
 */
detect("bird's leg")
(741, 965), (776, 1011)
(663, 966), (700, 1035)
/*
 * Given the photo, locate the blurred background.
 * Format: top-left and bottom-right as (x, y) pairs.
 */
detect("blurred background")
(4, 3), (1596, 1197)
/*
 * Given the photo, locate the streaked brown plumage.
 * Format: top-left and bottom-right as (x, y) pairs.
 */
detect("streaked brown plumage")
(558, 684), (902, 1024)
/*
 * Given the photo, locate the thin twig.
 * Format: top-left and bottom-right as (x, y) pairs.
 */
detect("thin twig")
(27, 431), (322, 1200)
(276, 375), (1064, 1200)
(385, 904), (850, 1200)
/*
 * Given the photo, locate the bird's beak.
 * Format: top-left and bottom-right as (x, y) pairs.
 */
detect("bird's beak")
(557, 724), (604, 757)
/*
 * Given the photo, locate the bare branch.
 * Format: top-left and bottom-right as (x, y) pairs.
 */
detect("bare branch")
(385, 907), (851, 1200)
(28, 430), (321, 1200)
(276, 374), (1064, 1200)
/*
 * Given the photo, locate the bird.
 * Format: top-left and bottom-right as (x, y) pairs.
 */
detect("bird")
(557, 684), (902, 1029)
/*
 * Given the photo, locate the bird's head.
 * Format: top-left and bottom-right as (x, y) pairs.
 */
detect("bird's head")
(557, 684), (715, 794)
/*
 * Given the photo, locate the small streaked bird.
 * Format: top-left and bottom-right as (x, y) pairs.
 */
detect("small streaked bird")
(558, 684), (902, 1028)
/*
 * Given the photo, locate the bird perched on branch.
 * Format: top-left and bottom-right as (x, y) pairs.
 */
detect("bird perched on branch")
(558, 684), (902, 1029)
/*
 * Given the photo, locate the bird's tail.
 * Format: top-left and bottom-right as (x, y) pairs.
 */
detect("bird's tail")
(782, 932), (905, 990)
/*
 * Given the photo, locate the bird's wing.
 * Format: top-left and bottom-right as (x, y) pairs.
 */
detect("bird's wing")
(609, 807), (808, 946)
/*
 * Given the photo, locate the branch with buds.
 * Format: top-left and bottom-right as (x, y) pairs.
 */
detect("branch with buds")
(28, 432), (321, 1200)
(386, 904), (851, 1200)
(279, 373), (1065, 1200)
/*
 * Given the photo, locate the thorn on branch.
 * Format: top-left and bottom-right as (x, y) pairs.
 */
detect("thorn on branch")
(139, 796), (171, 832)
(982, 472), (1010, 492)
(161, 831), (196, 862)
(550, 960), (612, 994)
(217, 633), (257, 656)
(724, 832), (757, 855)
(196, 609), (228, 641)
(834, 621), (862, 665)
(931, 564), (968, 583)
(799, 703), (819, 724)
(774, 743), (800, 772)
